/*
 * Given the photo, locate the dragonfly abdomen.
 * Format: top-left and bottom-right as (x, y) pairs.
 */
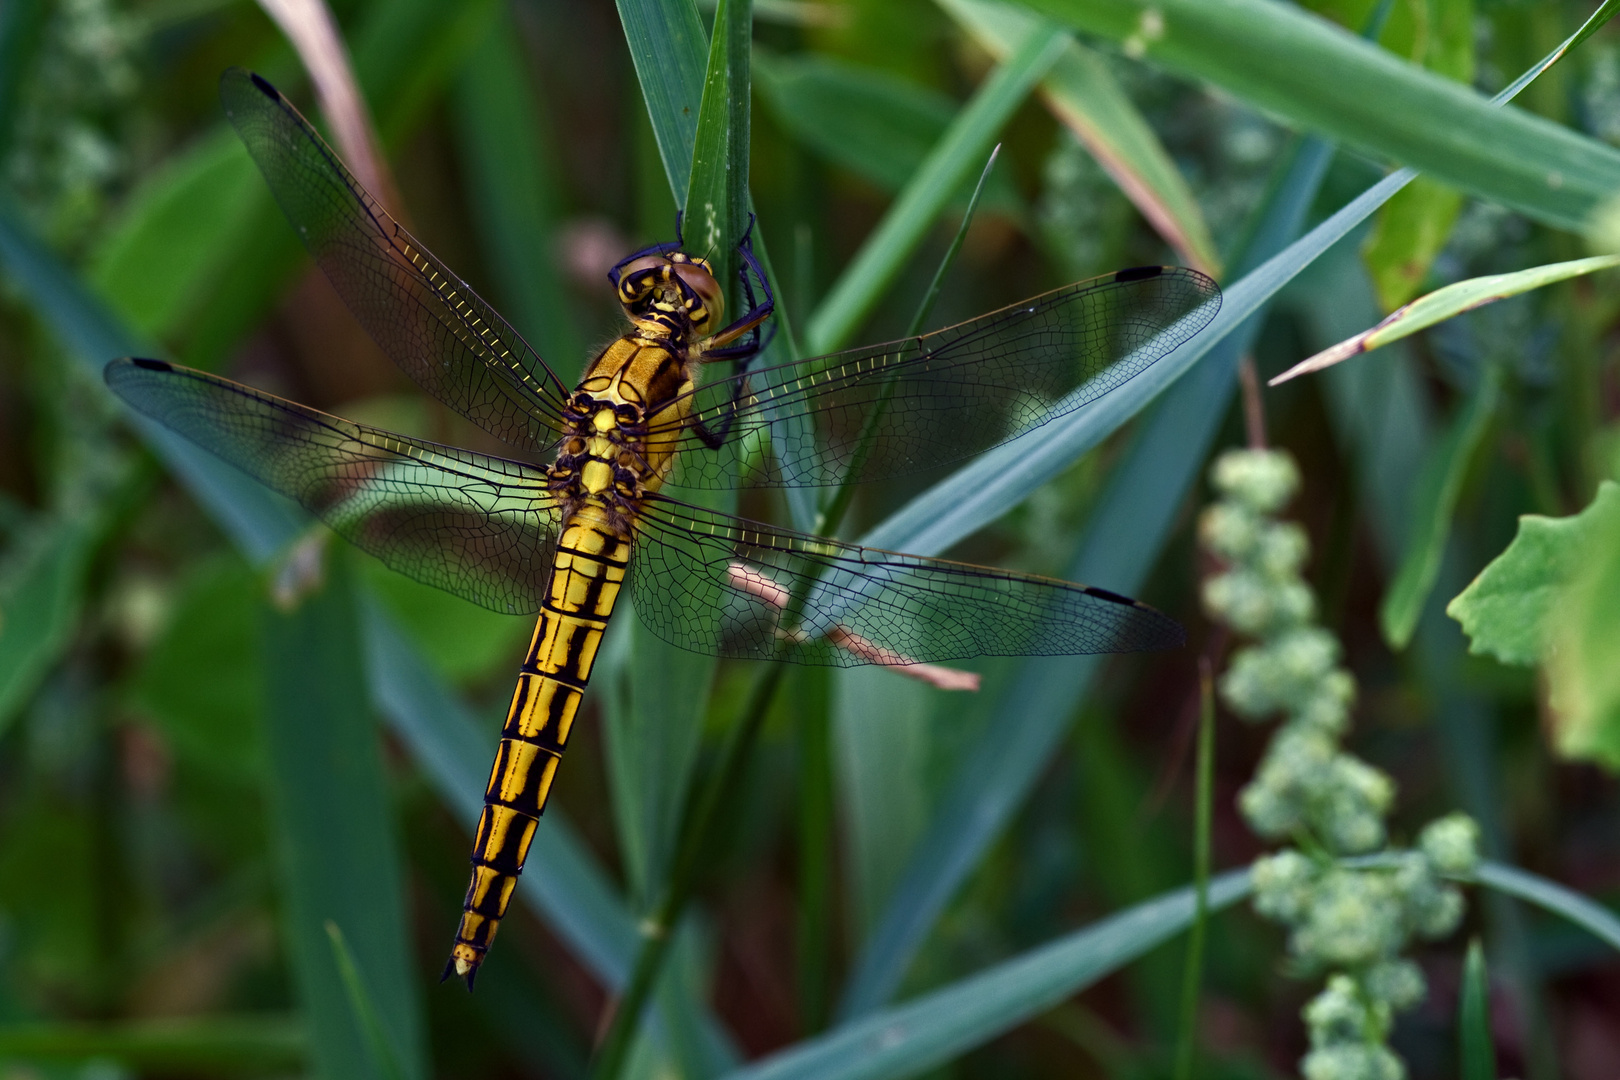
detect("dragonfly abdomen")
(446, 508), (631, 986)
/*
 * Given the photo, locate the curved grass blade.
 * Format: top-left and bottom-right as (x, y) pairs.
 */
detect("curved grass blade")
(938, 0), (1218, 275)
(1380, 365), (1501, 650)
(805, 25), (1067, 354)
(1471, 859), (1620, 953)
(1021, 0), (1620, 231)
(724, 871), (1252, 1080)
(835, 135), (1336, 1019)
(1273, 254), (1620, 385)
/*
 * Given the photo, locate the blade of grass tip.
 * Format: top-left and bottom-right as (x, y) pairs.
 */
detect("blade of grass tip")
(1172, 662), (1216, 1080)
(326, 921), (407, 1080)
(592, 6), (752, 1077)
(852, 4), (1602, 566)
(1460, 939), (1496, 1080)
(260, 554), (425, 1080)
(938, 0), (1218, 275)
(813, 145), (1001, 538)
(1273, 254), (1620, 385)
(805, 27), (1067, 355)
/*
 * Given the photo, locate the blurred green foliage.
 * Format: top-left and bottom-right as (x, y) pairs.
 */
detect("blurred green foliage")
(0, 0), (1618, 1078)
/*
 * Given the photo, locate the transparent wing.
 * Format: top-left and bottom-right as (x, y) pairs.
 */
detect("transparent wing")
(661, 266), (1220, 489)
(220, 68), (571, 453)
(630, 494), (1183, 665)
(106, 358), (562, 616)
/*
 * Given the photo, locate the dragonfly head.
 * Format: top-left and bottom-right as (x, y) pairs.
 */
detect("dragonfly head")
(612, 251), (724, 335)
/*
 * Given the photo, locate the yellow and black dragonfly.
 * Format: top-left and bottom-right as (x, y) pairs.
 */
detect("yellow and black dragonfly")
(105, 69), (1220, 987)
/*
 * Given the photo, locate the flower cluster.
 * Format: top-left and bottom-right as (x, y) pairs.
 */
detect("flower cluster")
(1200, 449), (1481, 1080)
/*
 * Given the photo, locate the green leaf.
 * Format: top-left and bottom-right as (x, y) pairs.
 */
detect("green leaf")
(87, 130), (266, 343)
(1459, 939), (1496, 1080)
(1446, 480), (1620, 667)
(1545, 491), (1620, 769)
(723, 871), (1252, 1080)
(1274, 255), (1620, 384)
(450, 6), (583, 374)
(261, 555), (425, 1080)
(1379, 365), (1501, 650)
(752, 51), (1023, 216)
(805, 24), (1068, 353)
(938, 0), (1218, 274)
(1019, 0), (1620, 231)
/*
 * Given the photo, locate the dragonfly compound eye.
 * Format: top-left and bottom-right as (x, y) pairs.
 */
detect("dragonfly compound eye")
(672, 261), (723, 331)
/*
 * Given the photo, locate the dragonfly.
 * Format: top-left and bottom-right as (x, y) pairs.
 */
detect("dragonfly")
(105, 69), (1221, 988)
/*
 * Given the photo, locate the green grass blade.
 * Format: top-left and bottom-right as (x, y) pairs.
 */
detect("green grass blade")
(1459, 939), (1496, 1080)
(1379, 365), (1502, 649)
(1471, 860), (1620, 953)
(683, 0), (751, 278)
(939, 0), (1218, 274)
(261, 555), (425, 1080)
(805, 25), (1067, 354)
(0, 1016), (305, 1073)
(1276, 255), (1620, 384)
(451, 6), (582, 373)
(835, 135), (1337, 1018)
(1021, 0), (1620, 231)
(723, 871), (1252, 1080)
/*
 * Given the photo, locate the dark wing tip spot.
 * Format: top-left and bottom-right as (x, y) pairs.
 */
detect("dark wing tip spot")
(249, 72), (280, 100)
(130, 357), (173, 372)
(1083, 586), (1136, 606)
(1113, 265), (1165, 283)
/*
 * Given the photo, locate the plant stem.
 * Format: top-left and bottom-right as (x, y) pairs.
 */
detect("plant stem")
(1173, 659), (1216, 1080)
(590, 663), (787, 1079)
